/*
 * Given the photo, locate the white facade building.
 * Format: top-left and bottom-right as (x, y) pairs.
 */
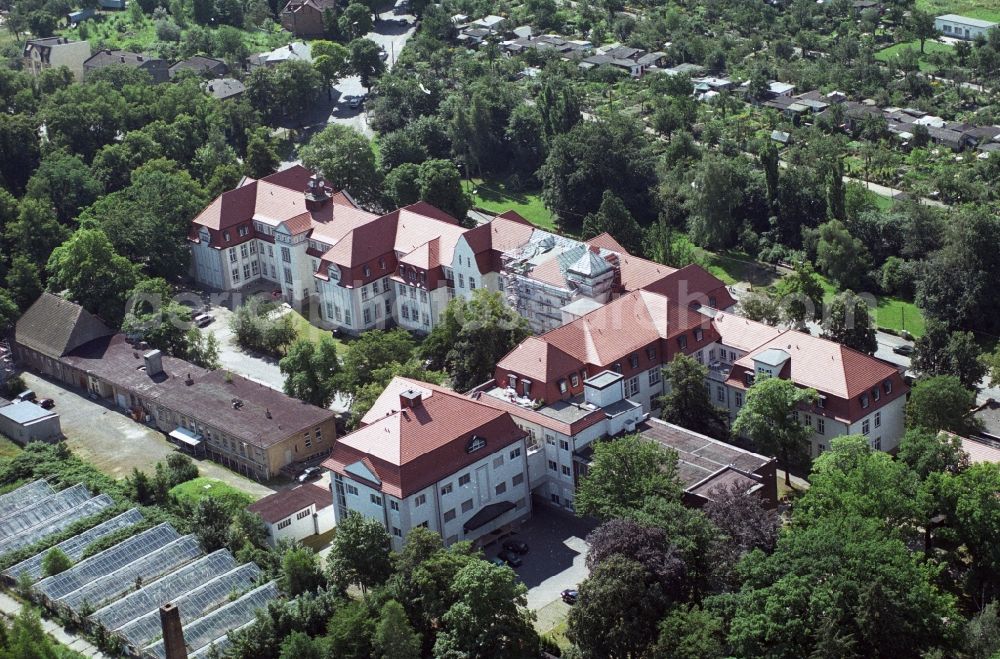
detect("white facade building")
(247, 484), (335, 547)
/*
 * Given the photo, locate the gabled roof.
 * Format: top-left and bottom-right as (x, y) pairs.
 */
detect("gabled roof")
(15, 293), (113, 360)
(496, 337), (584, 383)
(247, 484), (330, 524)
(732, 330), (898, 399)
(710, 311), (784, 352)
(323, 378), (526, 498)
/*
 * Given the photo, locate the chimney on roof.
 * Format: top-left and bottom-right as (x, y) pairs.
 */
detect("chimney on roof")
(265, 408), (272, 419)
(400, 389), (422, 409)
(185, 373), (194, 386)
(304, 174), (330, 211)
(159, 603), (188, 659)
(143, 350), (163, 376)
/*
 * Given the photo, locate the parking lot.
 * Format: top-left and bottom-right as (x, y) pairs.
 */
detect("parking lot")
(483, 504), (595, 612)
(20, 372), (276, 499)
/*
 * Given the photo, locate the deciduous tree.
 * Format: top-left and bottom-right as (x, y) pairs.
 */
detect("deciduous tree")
(301, 124), (381, 207)
(905, 375), (979, 434)
(46, 228), (138, 326)
(326, 510), (393, 592)
(575, 434), (681, 519)
(821, 290), (877, 355)
(658, 354), (729, 439)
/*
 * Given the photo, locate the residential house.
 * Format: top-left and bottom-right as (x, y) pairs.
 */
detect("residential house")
(22, 37), (91, 81)
(168, 55), (228, 79)
(280, 0), (338, 37)
(935, 14), (998, 39)
(323, 379), (532, 551)
(245, 42), (312, 70)
(201, 78), (245, 101)
(13, 294), (337, 481)
(247, 484), (335, 546)
(83, 50), (169, 83)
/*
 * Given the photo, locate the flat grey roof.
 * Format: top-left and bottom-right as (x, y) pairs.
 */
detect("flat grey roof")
(0, 402), (56, 424)
(937, 13), (999, 28)
(585, 371), (623, 389)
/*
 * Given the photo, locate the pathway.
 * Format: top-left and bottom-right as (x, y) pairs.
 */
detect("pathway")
(0, 591), (111, 658)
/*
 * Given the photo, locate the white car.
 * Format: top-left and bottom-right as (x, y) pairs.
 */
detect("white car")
(193, 313), (214, 328)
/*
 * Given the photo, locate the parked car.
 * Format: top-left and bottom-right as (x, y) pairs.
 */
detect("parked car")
(503, 539), (529, 554)
(297, 466), (322, 483)
(561, 589), (578, 605)
(15, 390), (35, 402)
(497, 550), (522, 567)
(378, 49), (389, 61)
(344, 95), (363, 108)
(193, 313), (214, 327)
(36, 398), (55, 410)
(892, 344), (914, 356)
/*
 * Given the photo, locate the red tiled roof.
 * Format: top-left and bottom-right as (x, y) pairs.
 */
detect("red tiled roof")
(489, 216), (536, 251)
(247, 483), (330, 524)
(617, 254), (678, 291)
(528, 257), (569, 288)
(496, 337), (584, 383)
(281, 211), (313, 235)
(323, 378), (526, 498)
(711, 311), (784, 352)
(731, 330), (899, 399)
(585, 232), (628, 253)
(642, 264), (735, 309)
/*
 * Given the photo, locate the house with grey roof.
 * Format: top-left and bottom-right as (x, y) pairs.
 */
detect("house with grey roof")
(83, 50), (169, 83)
(935, 14), (998, 39)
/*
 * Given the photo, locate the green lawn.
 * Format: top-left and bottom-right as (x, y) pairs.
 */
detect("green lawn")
(916, 0), (1000, 22)
(286, 309), (346, 351)
(463, 179), (557, 231)
(702, 251), (783, 288)
(875, 39), (954, 72)
(169, 477), (253, 508)
(874, 296), (926, 337)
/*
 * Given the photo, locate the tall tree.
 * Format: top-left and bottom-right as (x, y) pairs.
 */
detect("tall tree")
(913, 319), (986, 390)
(4, 200), (69, 270)
(905, 375), (979, 435)
(374, 600), (421, 659)
(416, 159), (469, 222)
(5, 256), (42, 311)
(326, 510), (393, 592)
(46, 229), (138, 326)
(348, 38), (386, 90)
(733, 376), (817, 487)
(816, 219), (869, 290)
(897, 427), (969, 480)
(301, 124), (381, 207)
(568, 555), (669, 658)
(279, 337), (340, 408)
(280, 546), (326, 596)
(433, 560), (539, 659)
(774, 261), (824, 327)
(244, 127), (280, 179)
(909, 9), (937, 53)
(687, 155), (741, 250)
(821, 290), (877, 355)
(658, 354), (729, 439)
(581, 190), (644, 255)
(575, 434), (681, 520)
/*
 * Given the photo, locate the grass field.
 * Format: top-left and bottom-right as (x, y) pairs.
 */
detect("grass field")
(915, 0), (1000, 22)
(875, 39), (955, 72)
(814, 273), (926, 337)
(286, 309), (346, 351)
(463, 179), (557, 231)
(169, 477), (253, 508)
(702, 250), (783, 288)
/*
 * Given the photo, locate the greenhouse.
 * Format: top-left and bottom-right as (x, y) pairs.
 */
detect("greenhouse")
(0, 493), (115, 557)
(59, 535), (204, 614)
(90, 549), (239, 632)
(116, 562), (262, 649)
(0, 483), (92, 540)
(0, 481), (280, 658)
(0, 479), (54, 517)
(3, 508), (145, 583)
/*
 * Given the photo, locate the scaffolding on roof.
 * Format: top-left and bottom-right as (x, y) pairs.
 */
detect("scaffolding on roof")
(4, 509), (145, 583)
(0, 494), (115, 557)
(0, 480), (55, 519)
(143, 581), (280, 659)
(0, 484), (92, 542)
(59, 535), (204, 614)
(90, 549), (239, 633)
(117, 562), (261, 649)
(35, 523), (180, 601)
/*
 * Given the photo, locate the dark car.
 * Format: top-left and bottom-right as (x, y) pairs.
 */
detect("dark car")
(497, 550), (522, 567)
(37, 398), (55, 410)
(561, 589), (578, 605)
(892, 344), (914, 356)
(503, 539), (529, 554)
(297, 466), (322, 483)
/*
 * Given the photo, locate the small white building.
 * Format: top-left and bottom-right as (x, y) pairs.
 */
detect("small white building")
(935, 14), (998, 39)
(247, 484), (334, 547)
(323, 379), (531, 551)
(0, 400), (61, 445)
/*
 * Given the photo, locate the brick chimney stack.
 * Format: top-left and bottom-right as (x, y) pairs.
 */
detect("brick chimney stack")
(160, 603), (188, 659)
(399, 389), (423, 409)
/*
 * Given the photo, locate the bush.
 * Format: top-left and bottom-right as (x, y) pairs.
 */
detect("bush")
(41, 547), (72, 577)
(0, 374), (26, 400)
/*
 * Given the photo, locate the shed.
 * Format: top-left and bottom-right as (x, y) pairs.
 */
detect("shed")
(0, 402), (61, 445)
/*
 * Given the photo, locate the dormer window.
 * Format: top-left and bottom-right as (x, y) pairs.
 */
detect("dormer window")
(709, 296), (717, 308)
(646, 347), (656, 361)
(744, 372), (755, 386)
(570, 374), (579, 387)
(613, 362), (622, 373)
(817, 395), (826, 409)
(629, 353), (639, 369)
(677, 335), (688, 350)
(559, 379), (568, 394)
(223, 230), (231, 241)
(860, 394), (870, 409)
(507, 374), (517, 389)
(363, 265), (371, 278)
(238, 225), (249, 237)
(884, 379), (892, 395)
(522, 380), (532, 397)
(694, 328), (704, 342)
(329, 266), (339, 281)
(872, 387), (880, 402)
(379, 258), (386, 270)
(467, 435), (486, 453)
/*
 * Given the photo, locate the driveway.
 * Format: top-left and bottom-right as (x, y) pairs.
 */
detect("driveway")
(484, 505), (595, 611)
(20, 372), (275, 499)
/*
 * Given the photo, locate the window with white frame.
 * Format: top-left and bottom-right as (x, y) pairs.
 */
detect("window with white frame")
(559, 439), (569, 451)
(875, 411), (881, 428)
(441, 483), (453, 496)
(276, 518), (292, 529)
(649, 368), (661, 386)
(509, 447), (521, 460)
(548, 460), (557, 471)
(415, 494), (426, 507)
(493, 455), (504, 469)
(862, 419), (870, 435)
(371, 493), (382, 505)
(817, 418), (825, 434)
(625, 376), (640, 397)
(458, 473), (471, 486)
(346, 484), (358, 495)
(561, 465), (571, 477)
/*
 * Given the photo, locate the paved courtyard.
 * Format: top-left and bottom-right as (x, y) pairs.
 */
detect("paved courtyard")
(21, 372), (276, 499)
(483, 505), (595, 612)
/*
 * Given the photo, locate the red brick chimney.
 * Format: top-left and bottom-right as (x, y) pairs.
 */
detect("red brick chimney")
(160, 603), (188, 659)
(399, 389), (423, 409)
(304, 174), (330, 211)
